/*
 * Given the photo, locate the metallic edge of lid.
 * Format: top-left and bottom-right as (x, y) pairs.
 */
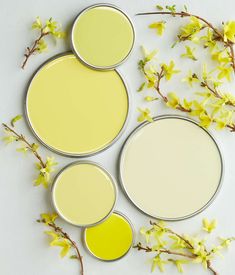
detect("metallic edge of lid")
(83, 210), (135, 262)
(70, 3), (136, 71)
(118, 114), (224, 221)
(24, 51), (131, 157)
(51, 160), (118, 228)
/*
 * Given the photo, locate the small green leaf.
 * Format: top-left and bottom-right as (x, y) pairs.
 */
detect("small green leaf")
(137, 82), (146, 92)
(145, 96), (158, 102)
(16, 147), (28, 154)
(156, 5), (163, 11)
(166, 5), (176, 13)
(183, 5), (188, 12)
(37, 39), (47, 53)
(11, 115), (22, 127)
(31, 143), (39, 151)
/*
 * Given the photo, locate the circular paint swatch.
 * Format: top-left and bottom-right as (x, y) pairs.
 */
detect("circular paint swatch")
(119, 116), (223, 220)
(71, 4), (135, 69)
(84, 212), (134, 261)
(26, 53), (129, 156)
(52, 162), (117, 227)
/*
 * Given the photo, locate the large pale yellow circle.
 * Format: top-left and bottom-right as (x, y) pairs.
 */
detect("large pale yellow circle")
(84, 212), (133, 261)
(120, 117), (223, 220)
(26, 54), (129, 156)
(52, 162), (117, 226)
(72, 5), (135, 69)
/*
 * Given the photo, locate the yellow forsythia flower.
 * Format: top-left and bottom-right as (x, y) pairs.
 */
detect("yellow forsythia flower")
(181, 46), (197, 61)
(199, 113), (212, 128)
(137, 108), (153, 123)
(151, 255), (168, 272)
(149, 21), (166, 36)
(223, 21), (235, 43)
(182, 71), (199, 87)
(41, 213), (58, 224)
(217, 66), (233, 81)
(166, 92), (180, 108)
(32, 16), (42, 30)
(162, 60), (180, 81)
(51, 239), (71, 258)
(202, 218), (217, 233)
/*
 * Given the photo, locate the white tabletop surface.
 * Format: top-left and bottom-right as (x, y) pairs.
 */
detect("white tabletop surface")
(1, 0), (235, 274)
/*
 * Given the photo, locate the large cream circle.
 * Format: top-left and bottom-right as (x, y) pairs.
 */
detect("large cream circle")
(26, 53), (129, 156)
(71, 5), (135, 69)
(52, 162), (117, 227)
(119, 116), (223, 220)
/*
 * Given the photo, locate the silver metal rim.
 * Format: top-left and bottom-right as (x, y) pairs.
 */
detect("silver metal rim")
(51, 160), (118, 228)
(83, 210), (135, 262)
(71, 3), (135, 71)
(24, 52), (131, 158)
(118, 114), (224, 221)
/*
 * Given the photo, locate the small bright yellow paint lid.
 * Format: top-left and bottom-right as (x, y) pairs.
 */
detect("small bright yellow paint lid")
(84, 212), (134, 261)
(71, 4), (135, 69)
(26, 53), (129, 156)
(52, 162), (117, 227)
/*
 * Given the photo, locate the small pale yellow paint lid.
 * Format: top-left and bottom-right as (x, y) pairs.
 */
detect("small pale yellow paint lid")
(84, 212), (134, 261)
(52, 161), (117, 227)
(71, 4), (135, 70)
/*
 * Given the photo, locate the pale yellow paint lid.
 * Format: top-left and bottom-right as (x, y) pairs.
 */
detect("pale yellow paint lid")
(72, 5), (135, 69)
(26, 53), (129, 156)
(84, 212), (134, 261)
(52, 162), (117, 227)
(120, 117), (223, 220)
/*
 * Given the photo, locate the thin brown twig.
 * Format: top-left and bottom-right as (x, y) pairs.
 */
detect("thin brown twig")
(200, 80), (235, 107)
(37, 218), (84, 275)
(2, 123), (46, 168)
(154, 67), (168, 102)
(135, 221), (219, 275)
(47, 222), (84, 275)
(136, 11), (235, 71)
(153, 67), (191, 113)
(142, 66), (235, 131)
(207, 261), (219, 275)
(134, 243), (196, 259)
(201, 81), (223, 99)
(135, 242), (218, 275)
(203, 245), (218, 275)
(21, 30), (49, 69)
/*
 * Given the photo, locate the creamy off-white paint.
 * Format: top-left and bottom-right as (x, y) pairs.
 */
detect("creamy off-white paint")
(120, 117), (222, 220)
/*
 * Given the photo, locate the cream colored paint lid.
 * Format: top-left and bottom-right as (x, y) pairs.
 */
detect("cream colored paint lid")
(119, 116), (223, 220)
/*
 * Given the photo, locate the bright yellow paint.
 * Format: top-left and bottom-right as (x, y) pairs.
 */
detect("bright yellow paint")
(53, 163), (116, 226)
(26, 54), (128, 156)
(85, 213), (133, 260)
(72, 6), (134, 68)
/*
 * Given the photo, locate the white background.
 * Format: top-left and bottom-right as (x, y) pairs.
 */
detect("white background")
(1, 0), (235, 274)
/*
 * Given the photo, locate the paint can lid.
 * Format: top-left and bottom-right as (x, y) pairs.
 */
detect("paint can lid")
(71, 4), (135, 70)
